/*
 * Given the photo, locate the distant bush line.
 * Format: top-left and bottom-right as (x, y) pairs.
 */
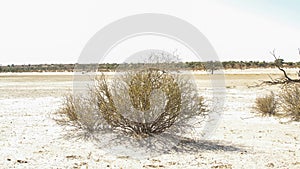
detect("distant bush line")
(1, 60), (300, 72)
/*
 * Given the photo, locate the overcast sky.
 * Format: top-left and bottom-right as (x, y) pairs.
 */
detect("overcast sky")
(0, 0), (299, 65)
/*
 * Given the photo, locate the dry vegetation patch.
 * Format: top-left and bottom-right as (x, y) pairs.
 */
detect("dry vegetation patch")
(55, 68), (207, 140)
(254, 92), (276, 116)
(254, 84), (300, 121)
(280, 84), (300, 121)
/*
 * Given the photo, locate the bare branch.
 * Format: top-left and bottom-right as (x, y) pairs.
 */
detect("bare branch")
(270, 49), (277, 60)
(270, 49), (293, 81)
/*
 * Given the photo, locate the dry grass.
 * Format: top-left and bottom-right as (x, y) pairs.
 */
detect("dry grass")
(55, 94), (78, 123)
(254, 92), (277, 116)
(55, 93), (103, 134)
(279, 84), (300, 121)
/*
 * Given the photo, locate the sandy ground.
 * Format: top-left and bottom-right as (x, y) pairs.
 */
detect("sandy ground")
(0, 70), (299, 168)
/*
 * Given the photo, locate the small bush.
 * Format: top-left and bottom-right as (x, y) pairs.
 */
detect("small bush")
(280, 84), (300, 121)
(55, 68), (207, 139)
(254, 92), (276, 116)
(94, 69), (206, 137)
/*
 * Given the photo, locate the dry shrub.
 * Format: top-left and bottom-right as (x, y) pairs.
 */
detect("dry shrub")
(94, 68), (206, 138)
(254, 92), (276, 116)
(280, 84), (300, 121)
(55, 94), (104, 134)
(55, 68), (206, 139)
(56, 94), (78, 123)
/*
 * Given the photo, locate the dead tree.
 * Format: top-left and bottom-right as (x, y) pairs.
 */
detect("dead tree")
(249, 49), (300, 87)
(267, 49), (300, 84)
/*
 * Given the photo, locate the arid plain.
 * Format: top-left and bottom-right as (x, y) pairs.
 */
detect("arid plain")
(0, 69), (299, 168)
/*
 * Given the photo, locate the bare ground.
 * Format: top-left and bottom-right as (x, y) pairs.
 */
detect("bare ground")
(0, 71), (299, 168)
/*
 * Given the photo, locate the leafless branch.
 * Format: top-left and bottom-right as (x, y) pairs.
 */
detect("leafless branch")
(270, 49), (293, 81)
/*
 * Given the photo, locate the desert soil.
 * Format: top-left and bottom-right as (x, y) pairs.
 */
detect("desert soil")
(0, 70), (299, 169)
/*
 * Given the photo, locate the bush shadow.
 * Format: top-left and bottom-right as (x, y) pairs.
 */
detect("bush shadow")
(61, 130), (245, 159)
(172, 136), (244, 153)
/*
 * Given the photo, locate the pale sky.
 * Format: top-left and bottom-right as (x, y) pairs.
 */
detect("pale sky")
(0, 0), (299, 65)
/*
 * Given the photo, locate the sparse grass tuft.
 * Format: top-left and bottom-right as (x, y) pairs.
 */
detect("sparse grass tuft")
(279, 84), (300, 121)
(254, 92), (277, 116)
(55, 94), (78, 125)
(55, 93), (102, 134)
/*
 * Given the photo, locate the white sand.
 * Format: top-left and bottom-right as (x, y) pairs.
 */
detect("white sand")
(0, 70), (299, 168)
